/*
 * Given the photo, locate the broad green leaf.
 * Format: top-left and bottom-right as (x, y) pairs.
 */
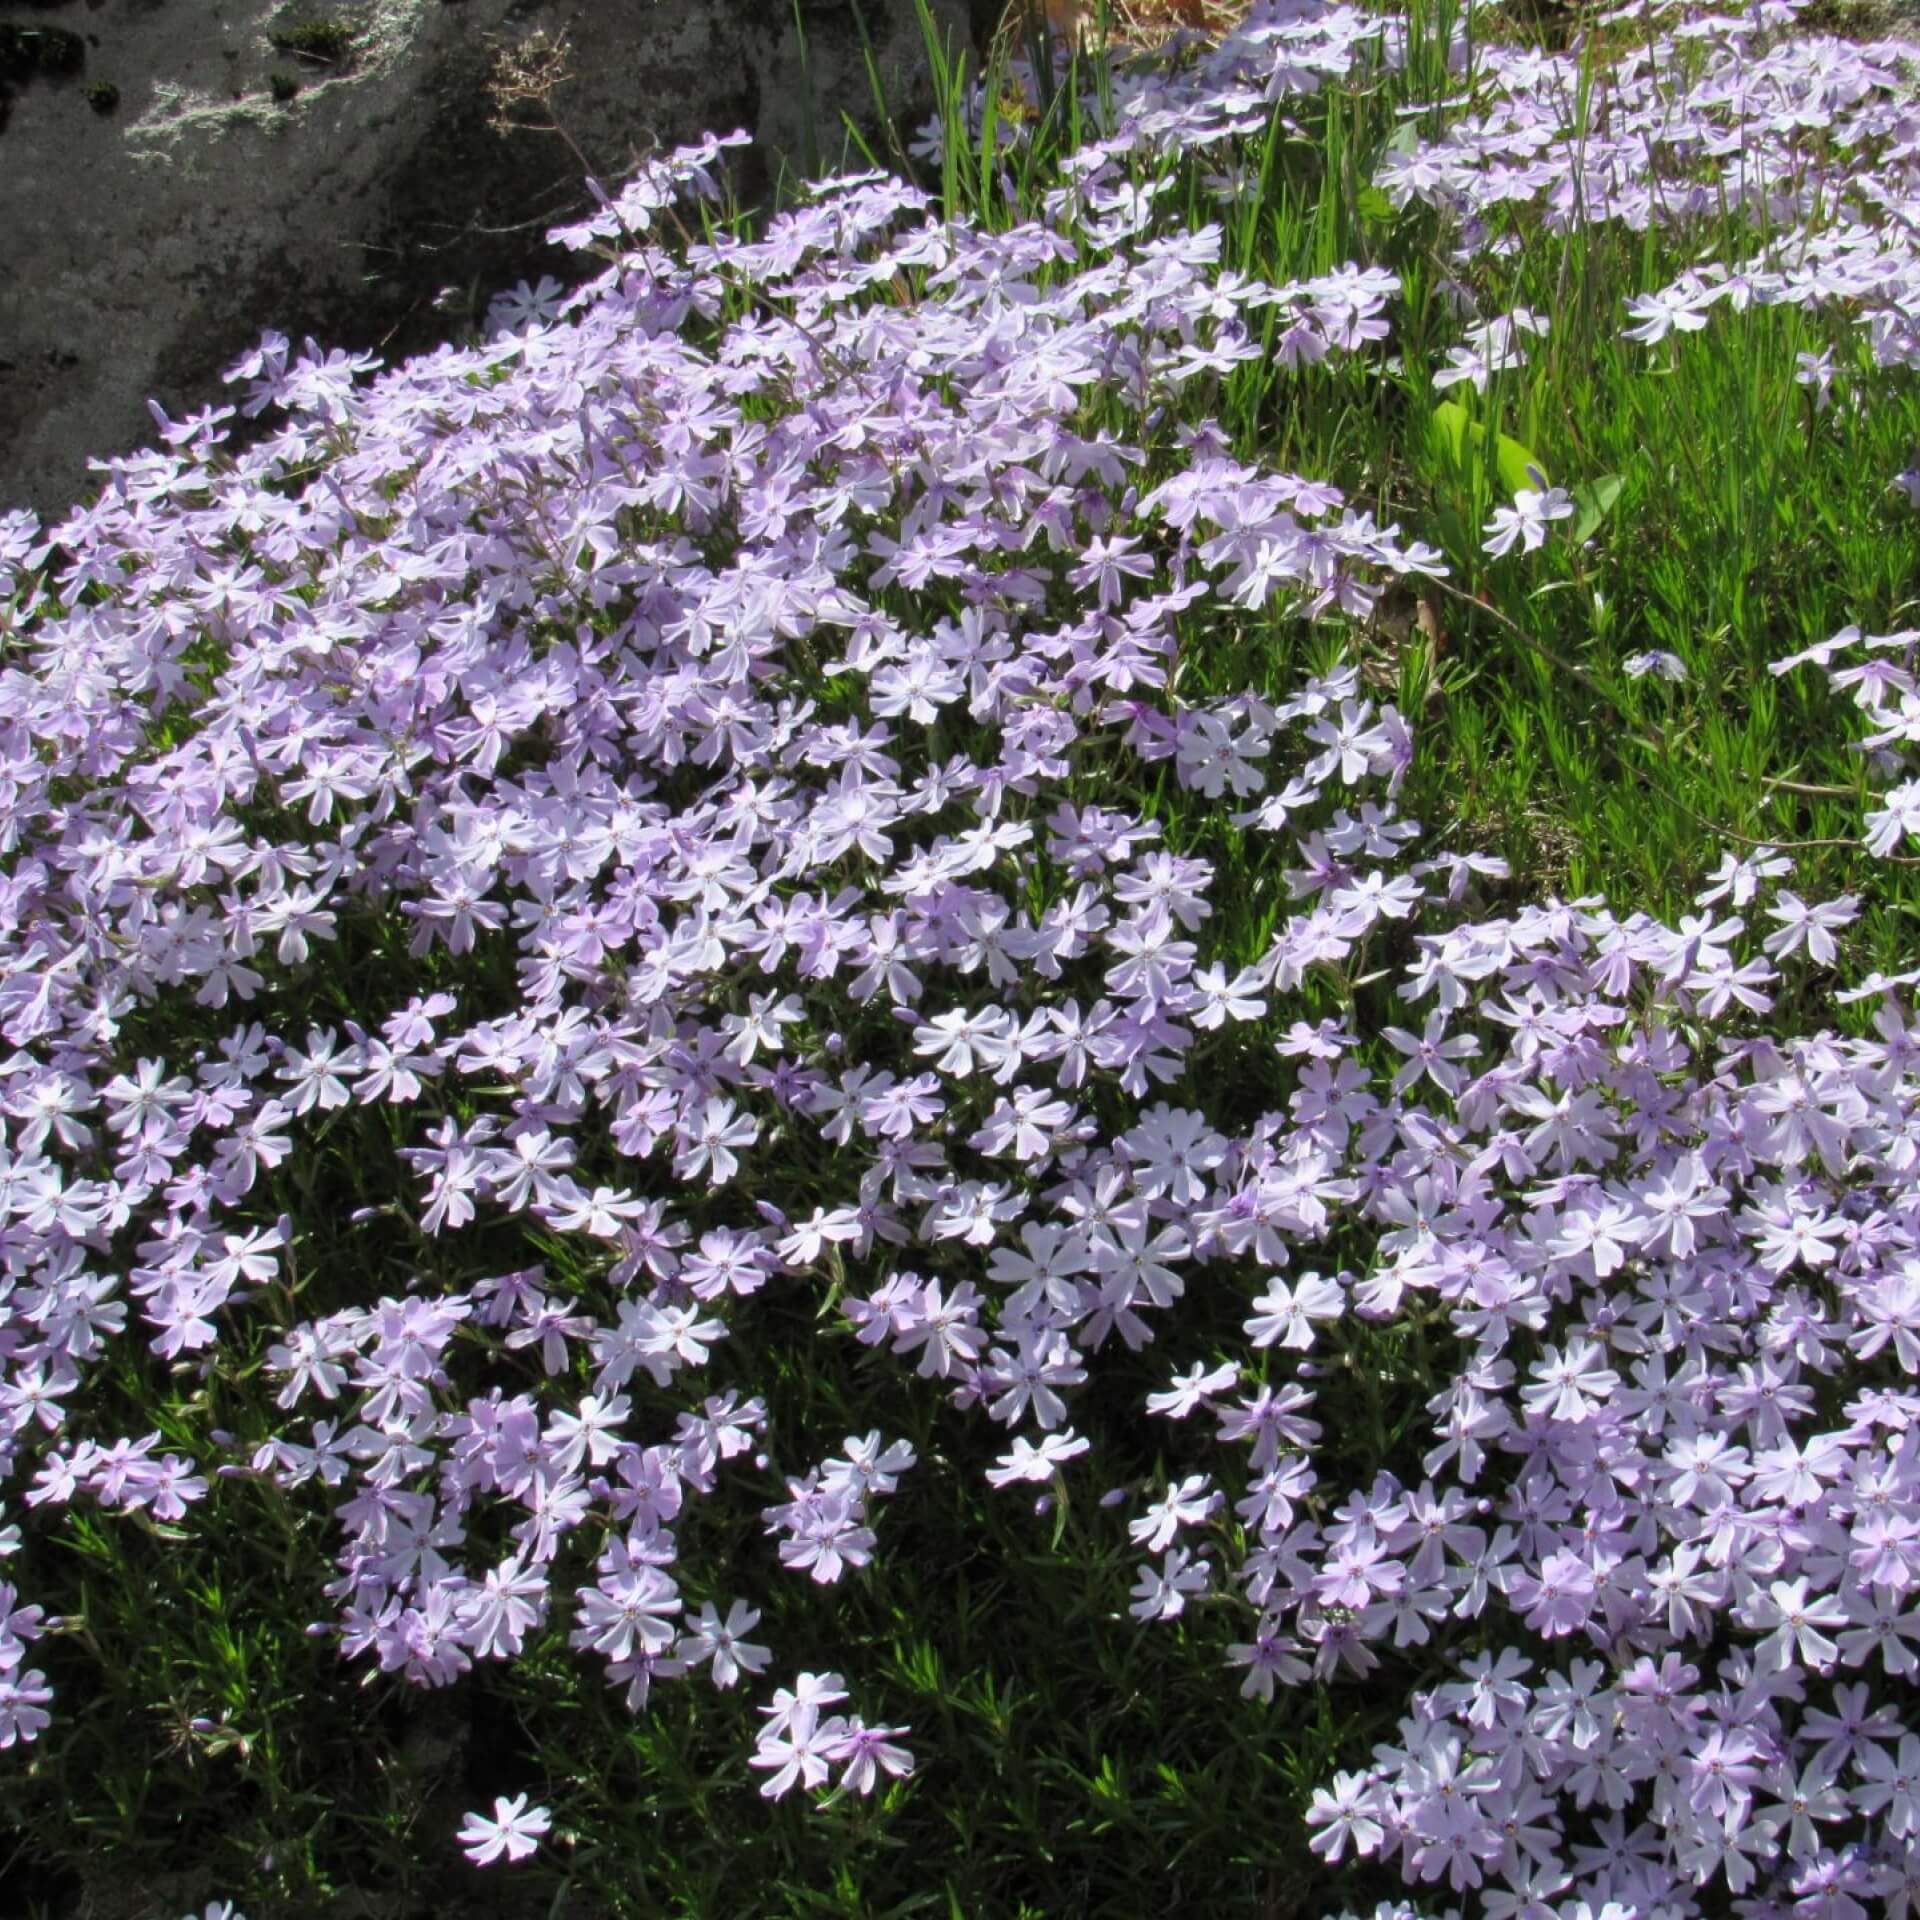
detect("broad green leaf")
(1495, 432), (1547, 496)
(1429, 400), (1548, 497)
(1571, 472), (1625, 544)
(1427, 398), (1479, 479)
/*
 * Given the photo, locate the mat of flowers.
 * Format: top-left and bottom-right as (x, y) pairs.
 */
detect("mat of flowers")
(5, 0), (1920, 1911)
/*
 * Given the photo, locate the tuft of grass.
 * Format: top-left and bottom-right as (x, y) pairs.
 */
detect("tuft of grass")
(268, 14), (355, 66)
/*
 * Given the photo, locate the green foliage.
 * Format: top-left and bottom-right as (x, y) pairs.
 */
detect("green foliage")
(1427, 399), (1546, 497)
(268, 15), (354, 66)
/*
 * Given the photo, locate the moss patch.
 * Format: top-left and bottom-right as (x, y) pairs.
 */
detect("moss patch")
(268, 14), (355, 66)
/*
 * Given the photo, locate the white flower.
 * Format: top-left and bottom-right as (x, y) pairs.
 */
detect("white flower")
(1623, 649), (1688, 682)
(457, 1793), (552, 1866)
(678, 1599), (772, 1690)
(1481, 486), (1574, 558)
(986, 1429), (1090, 1486)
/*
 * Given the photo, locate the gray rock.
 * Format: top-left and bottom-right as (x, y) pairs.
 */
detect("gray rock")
(0, 0), (975, 516)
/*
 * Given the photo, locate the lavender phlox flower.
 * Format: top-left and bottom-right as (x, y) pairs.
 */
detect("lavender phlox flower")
(986, 1221), (1092, 1324)
(1307, 1770), (1388, 1861)
(821, 1716), (915, 1795)
(1622, 280), (1713, 344)
(883, 1277), (988, 1380)
(1623, 650), (1688, 682)
(763, 1476), (878, 1584)
(487, 1126), (577, 1213)
(1864, 781), (1920, 858)
(983, 1330), (1086, 1431)
(1795, 348), (1838, 409)
(985, 1429), (1090, 1487)
(1246, 1272), (1345, 1350)
(486, 275), (570, 337)
(925, 1183), (1025, 1249)
(749, 1718), (837, 1799)
(1774, 626), (1863, 677)
(1674, 1804), (1781, 1894)
(1762, 891), (1858, 966)
(968, 1084), (1076, 1165)
(1129, 1546), (1210, 1621)
(1852, 1733), (1920, 1838)
(1481, 486), (1574, 560)
(820, 1433), (916, 1503)
(1383, 1014), (1482, 1096)
(1431, 309), (1547, 394)
(677, 1598), (771, 1689)
(1128, 1474), (1221, 1553)
(1069, 535), (1156, 609)
(670, 1096), (758, 1184)
(1696, 846), (1792, 908)
(912, 1006), (1016, 1078)
(1144, 1361), (1241, 1423)
(457, 1793), (551, 1866)
(1303, 698), (1399, 786)
(1740, 1577), (1849, 1674)
(459, 1556), (548, 1662)
(756, 1670), (848, 1744)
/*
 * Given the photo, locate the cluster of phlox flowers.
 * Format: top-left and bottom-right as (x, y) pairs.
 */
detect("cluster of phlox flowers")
(0, 0), (1917, 1911)
(750, 1670), (915, 1800)
(1775, 624), (1920, 872)
(1376, 0), (1920, 424)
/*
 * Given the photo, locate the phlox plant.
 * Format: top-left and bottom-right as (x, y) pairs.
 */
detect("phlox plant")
(2, 0), (1920, 1914)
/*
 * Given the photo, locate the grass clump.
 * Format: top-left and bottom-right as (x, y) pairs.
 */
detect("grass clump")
(267, 14), (354, 66)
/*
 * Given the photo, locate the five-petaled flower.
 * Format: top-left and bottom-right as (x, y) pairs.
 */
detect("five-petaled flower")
(458, 1794), (552, 1866)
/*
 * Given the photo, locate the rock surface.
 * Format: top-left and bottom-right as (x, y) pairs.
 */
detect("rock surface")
(0, 0), (973, 517)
